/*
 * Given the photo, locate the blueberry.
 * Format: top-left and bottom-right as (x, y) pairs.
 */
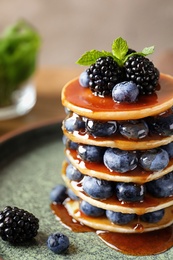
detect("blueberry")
(147, 113), (173, 136)
(112, 81), (139, 103)
(103, 148), (138, 173)
(83, 176), (114, 199)
(161, 142), (173, 158)
(119, 120), (149, 140)
(79, 71), (89, 87)
(66, 164), (83, 181)
(115, 182), (145, 202)
(50, 184), (67, 203)
(64, 114), (85, 132)
(146, 171), (173, 197)
(139, 148), (169, 171)
(80, 200), (105, 217)
(62, 136), (78, 150)
(86, 119), (117, 137)
(140, 209), (164, 223)
(47, 232), (70, 254)
(67, 189), (80, 201)
(106, 210), (136, 225)
(78, 144), (105, 163)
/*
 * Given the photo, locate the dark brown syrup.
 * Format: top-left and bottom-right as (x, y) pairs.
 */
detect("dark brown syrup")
(51, 203), (173, 256)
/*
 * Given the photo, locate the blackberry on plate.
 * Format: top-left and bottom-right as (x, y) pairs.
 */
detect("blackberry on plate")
(0, 206), (39, 243)
(124, 55), (160, 95)
(86, 56), (124, 96)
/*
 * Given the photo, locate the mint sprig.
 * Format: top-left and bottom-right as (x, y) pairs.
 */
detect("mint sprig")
(76, 37), (154, 67)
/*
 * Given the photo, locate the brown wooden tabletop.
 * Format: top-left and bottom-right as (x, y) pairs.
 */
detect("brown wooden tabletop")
(0, 67), (82, 140)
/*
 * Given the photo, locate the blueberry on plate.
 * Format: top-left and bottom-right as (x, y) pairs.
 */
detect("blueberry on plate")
(112, 81), (139, 103)
(78, 144), (105, 163)
(50, 184), (67, 203)
(139, 148), (169, 171)
(83, 176), (114, 199)
(140, 209), (164, 223)
(64, 114), (85, 132)
(79, 71), (89, 87)
(47, 232), (70, 254)
(80, 200), (105, 217)
(119, 119), (149, 140)
(161, 142), (173, 158)
(115, 182), (145, 202)
(106, 210), (136, 225)
(103, 148), (138, 173)
(66, 164), (83, 181)
(146, 171), (173, 198)
(86, 119), (117, 137)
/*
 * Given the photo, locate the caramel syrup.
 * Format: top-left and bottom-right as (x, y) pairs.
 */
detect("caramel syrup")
(51, 203), (173, 256)
(62, 74), (173, 120)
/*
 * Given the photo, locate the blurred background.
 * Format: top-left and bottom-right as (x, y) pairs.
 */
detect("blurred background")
(0, 0), (173, 73)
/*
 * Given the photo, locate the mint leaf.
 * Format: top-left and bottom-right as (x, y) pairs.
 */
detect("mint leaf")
(141, 46), (154, 56)
(112, 37), (128, 61)
(76, 50), (104, 65)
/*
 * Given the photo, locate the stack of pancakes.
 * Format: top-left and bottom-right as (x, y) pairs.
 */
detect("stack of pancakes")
(61, 73), (173, 233)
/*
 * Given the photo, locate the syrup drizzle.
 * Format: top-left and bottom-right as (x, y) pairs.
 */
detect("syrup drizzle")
(51, 203), (173, 256)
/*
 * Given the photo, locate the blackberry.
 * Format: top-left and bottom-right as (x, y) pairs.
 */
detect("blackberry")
(86, 56), (124, 96)
(0, 206), (39, 243)
(124, 55), (160, 95)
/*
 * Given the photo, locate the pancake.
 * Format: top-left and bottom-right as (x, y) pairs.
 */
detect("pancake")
(65, 150), (173, 183)
(61, 74), (173, 121)
(62, 163), (173, 215)
(65, 200), (173, 233)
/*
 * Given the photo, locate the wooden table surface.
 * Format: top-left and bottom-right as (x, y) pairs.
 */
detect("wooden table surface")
(0, 67), (82, 140)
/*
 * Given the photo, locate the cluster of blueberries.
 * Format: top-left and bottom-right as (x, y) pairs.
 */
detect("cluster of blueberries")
(63, 135), (173, 173)
(64, 110), (173, 140)
(51, 161), (172, 225)
(66, 163), (173, 202)
(61, 134), (173, 224)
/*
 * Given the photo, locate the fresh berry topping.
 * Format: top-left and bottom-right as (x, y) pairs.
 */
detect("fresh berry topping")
(112, 81), (139, 103)
(115, 182), (145, 202)
(140, 209), (164, 223)
(64, 114), (85, 132)
(47, 232), (70, 254)
(66, 164), (83, 181)
(0, 206), (39, 243)
(80, 200), (105, 217)
(79, 71), (90, 87)
(82, 176), (114, 199)
(86, 119), (117, 137)
(124, 55), (159, 95)
(50, 184), (67, 203)
(103, 148), (138, 173)
(139, 148), (169, 171)
(119, 120), (149, 140)
(78, 144), (105, 163)
(146, 171), (173, 198)
(106, 210), (136, 225)
(86, 56), (124, 96)
(77, 37), (158, 99)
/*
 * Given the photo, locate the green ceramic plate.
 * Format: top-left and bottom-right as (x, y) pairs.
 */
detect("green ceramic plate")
(0, 122), (173, 260)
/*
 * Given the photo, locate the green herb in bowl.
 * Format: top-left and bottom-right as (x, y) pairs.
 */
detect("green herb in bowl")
(0, 20), (41, 107)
